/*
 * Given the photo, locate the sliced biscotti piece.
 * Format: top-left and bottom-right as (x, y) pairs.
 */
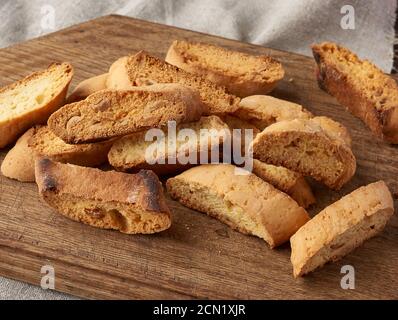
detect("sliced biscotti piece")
(1, 125), (113, 183)
(67, 73), (108, 103)
(0, 62), (73, 148)
(106, 56), (133, 90)
(29, 126), (113, 167)
(165, 40), (284, 97)
(109, 116), (229, 174)
(312, 42), (398, 143)
(48, 83), (205, 144)
(291, 181), (394, 277)
(35, 158), (171, 234)
(251, 118), (356, 190)
(1, 128), (36, 182)
(252, 160), (315, 209)
(222, 115), (315, 208)
(166, 164), (310, 248)
(235, 95), (313, 130)
(124, 51), (240, 115)
(310, 116), (352, 147)
(235, 96), (352, 147)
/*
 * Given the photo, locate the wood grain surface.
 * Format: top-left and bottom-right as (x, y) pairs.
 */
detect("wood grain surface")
(0, 15), (397, 300)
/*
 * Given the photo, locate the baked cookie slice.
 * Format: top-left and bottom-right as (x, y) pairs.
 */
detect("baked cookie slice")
(221, 115), (315, 208)
(291, 181), (394, 277)
(252, 160), (315, 209)
(165, 40), (284, 97)
(251, 118), (356, 190)
(48, 83), (205, 144)
(107, 51), (240, 116)
(0, 62), (73, 148)
(312, 42), (398, 144)
(1, 128), (36, 182)
(67, 73), (108, 103)
(310, 115), (352, 147)
(108, 116), (229, 175)
(35, 158), (171, 234)
(235, 95), (312, 130)
(166, 164), (310, 248)
(29, 125), (113, 167)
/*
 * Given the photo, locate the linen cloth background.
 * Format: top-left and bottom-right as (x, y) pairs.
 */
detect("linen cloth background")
(0, 0), (396, 299)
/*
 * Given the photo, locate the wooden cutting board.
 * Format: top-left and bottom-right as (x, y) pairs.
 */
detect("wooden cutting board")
(0, 15), (397, 300)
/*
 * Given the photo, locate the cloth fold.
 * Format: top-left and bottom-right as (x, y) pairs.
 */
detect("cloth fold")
(0, 0), (396, 71)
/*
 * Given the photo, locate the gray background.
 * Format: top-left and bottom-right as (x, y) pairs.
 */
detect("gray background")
(0, 0), (396, 299)
(0, 0), (396, 71)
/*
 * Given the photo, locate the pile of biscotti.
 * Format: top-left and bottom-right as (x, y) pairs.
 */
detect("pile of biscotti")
(0, 40), (396, 277)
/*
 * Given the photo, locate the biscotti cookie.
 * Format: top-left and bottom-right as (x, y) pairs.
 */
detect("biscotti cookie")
(67, 73), (108, 103)
(235, 96), (352, 147)
(120, 51), (240, 115)
(251, 118), (356, 190)
(220, 114), (260, 155)
(0, 62), (73, 148)
(1, 128), (36, 182)
(312, 42), (398, 143)
(108, 116), (229, 174)
(166, 164), (310, 248)
(29, 126), (113, 167)
(252, 160), (315, 209)
(48, 83), (205, 144)
(106, 56), (132, 90)
(35, 158), (171, 234)
(222, 115), (315, 208)
(165, 40), (284, 97)
(310, 116), (352, 147)
(235, 95), (313, 130)
(291, 181), (394, 277)
(2, 125), (113, 183)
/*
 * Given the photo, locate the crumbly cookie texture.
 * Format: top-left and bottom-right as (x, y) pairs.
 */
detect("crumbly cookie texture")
(35, 158), (171, 234)
(291, 181), (394, 277)
(167, 164), (310, 248)
(313, 41), (398, 144)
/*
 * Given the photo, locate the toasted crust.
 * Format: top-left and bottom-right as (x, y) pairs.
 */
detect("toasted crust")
(165, 40), (284, 97)
(310, 116), (352, 147)
(291, 181), (394, 277)
(166, 164), (310, 248)
(312, 42), (398, 144)
(1, 128), (36, 182)
(125, 51), (240, 115)
(251, 118), (356, 190)
(35, 158), (171, 234)
(48, 83), (205, 144)
(29, 126), (113, 167)
(108, 116), (230, 175)
(0, 62), (73, 148)
(67, 73), (108, 103)
(235, 95), (313, 130)
(252, 160), (315, 208)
